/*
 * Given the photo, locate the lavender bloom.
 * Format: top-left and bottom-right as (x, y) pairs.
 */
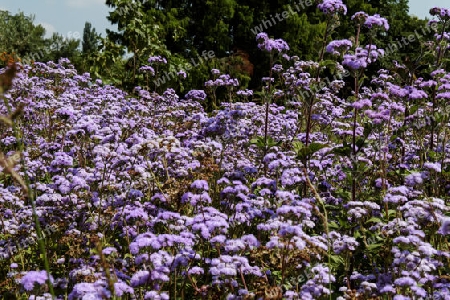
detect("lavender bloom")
(144, 291), (170, 300)
(364, 14), (389, 31)
(351, 98), (372, 109)
(130, 270), (151, 287)
(148, 56), (167, 64)
(191, 179), (209, 191)
(236, 89), (253, 97)
(439, 218), (450, 235)
(256, 32), (290, 53)
(317, 0), (347, 15)
(272, 64), (283, 72)
(430, 7), (450, 20)
(51, 151), (73, 167)
(342, 46), (383, 70)
(139, 65), (155, 75)
(114, 281), (134, 297)
(21, 270), (54, 291)
(394, 276), (416, 287)
(185, 89), (207, 101)
(326, 39), (352, 56)
(68, 282), (111, 299)
(405, 172), (424, 186)
(343, 53), (366, 70)
(333, 235), (359, 254)
(423, 162), (441, 172)
(177, 70), (187, 79)
(351, 11), (369, 23)
(188, 266), (204, 275)
(102, 247), (118, 255)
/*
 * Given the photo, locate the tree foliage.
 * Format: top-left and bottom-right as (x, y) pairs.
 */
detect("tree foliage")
(82, 22), (100, 54)
(0, 10), (47, 66)
(0, 2), (432, 94)
(104, 0), (428, 93)
(0, 10), (89, 70)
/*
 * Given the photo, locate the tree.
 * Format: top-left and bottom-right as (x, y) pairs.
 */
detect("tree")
(43, 33), (82, 68)
(104, 0), (432, 92)
(106, 0), (175, 89)
(82, 22), (99, 54)
(0, 10), (47, 66)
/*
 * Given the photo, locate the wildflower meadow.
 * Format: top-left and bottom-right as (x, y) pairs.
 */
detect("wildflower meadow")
(1, 1), (450, 299)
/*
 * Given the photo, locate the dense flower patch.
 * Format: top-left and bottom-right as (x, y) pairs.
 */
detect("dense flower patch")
(1, 2), (450, 300)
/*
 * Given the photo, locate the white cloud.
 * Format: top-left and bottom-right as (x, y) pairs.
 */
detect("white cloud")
(65, 0), (104, 8)
(38, 22), (57, 38)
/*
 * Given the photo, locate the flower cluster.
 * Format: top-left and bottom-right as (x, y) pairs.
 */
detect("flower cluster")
(326, 39), (353, 56)
(256, 32), (290, 53)
(342, 45), (384, 70)
(318, 0), (347, 15)
(1, 6), (450, 300)
(184, 89), (207, 101)
(148, 56), (167, 64)
(364, 14), (389, 31)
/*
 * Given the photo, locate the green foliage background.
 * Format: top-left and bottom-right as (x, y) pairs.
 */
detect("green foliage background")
(0, 1), (433, 95)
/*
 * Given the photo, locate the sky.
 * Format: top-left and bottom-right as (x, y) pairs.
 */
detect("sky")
(0, 0), (116, 39)
(0, 0), (448, 40)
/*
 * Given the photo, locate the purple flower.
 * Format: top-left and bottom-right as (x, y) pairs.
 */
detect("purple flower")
(236, 89), (253, 97)
(317, 0), (347, 15)
(343, 54), (366, 70)
(439, 218), (450, 235)
(256, 32), (290, 53)
(131, 270), (151, 287)
(69, 282), (110, 299)
(352, 11), (368, 23)
(102, 247), (118, 255)
(394, 276), (416, 287)
(185, 89), (207, 101)
(51, 152), (73, 167)
(430, 7), (450, 20)
(148, 56), (167, 64)
(326, 39), (352, 56)
(114, 281), (134, 297)
(191, 179), (209, 191)
(352, 98), (372, 109)
(21, 270), (53, 291)
(144, 291), (170, 300)
(188, 266), (204, 275)
(423, 162), (441, 172)
(178, 70), (187, 79)
(364, 14), (389, 31)
(139, 65), (155, 75)
(405, 172), (424, 186)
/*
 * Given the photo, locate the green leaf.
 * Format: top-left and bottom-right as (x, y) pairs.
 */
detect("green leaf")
(363, 122), (372, 138)
(366, 217), (383, 224)
(292, 140), (303, 153)
(329, 254), (344, 265)
(328, 221), (339, 229)
(332, 142), (352, 157)
(295, 142), (327, 160)
(309, 142), (327, 154)
(388, 209), (397, 217)
(366, 243), (383, 251)
(356, 138), (365, 150)
(409, 104), (419, 115)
